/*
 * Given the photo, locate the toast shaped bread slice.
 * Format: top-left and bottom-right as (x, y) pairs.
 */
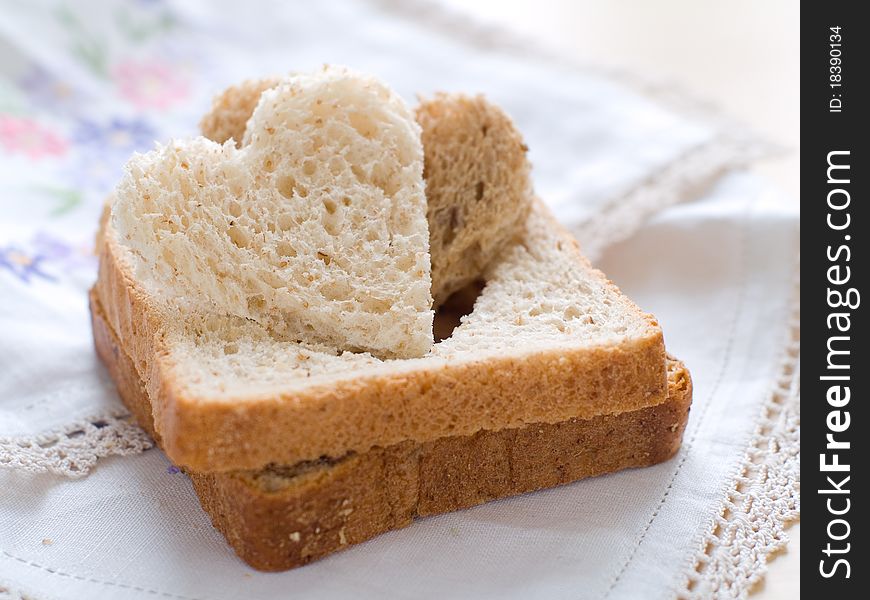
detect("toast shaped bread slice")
(96, 198), (668, 473)
(91, 291), (691, 571)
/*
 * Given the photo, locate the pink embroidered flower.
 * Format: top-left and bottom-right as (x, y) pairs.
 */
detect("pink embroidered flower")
(0, 116), (68, 160)
(113, 59), (189, 109)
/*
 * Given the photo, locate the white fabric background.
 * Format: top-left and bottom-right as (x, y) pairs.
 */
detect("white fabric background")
(0, 1), (798, 598)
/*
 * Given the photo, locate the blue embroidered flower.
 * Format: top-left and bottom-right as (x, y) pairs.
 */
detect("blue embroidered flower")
(72, 117), (157, 154)
(63, 153), (124, 193)
(66, 117), (158, 192)
(32, 232), (95, 269)
(0, 245), (55, 283)
(0, 233), (94, 284)
(17, 66), (87, 115)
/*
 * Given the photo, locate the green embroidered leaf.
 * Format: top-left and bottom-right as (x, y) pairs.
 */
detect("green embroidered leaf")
(54, 5), (109, 78)
(116, 8), (178, 43)
(73, 39), (109, 77)
(33, 185), (85, 217)
(0, 82), (27, 115)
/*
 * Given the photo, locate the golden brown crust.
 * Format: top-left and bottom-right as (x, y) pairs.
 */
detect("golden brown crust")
(91, 292), (691, 571)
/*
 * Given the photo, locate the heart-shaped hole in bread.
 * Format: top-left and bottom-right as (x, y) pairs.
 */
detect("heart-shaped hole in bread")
(112, 67), (433, 359)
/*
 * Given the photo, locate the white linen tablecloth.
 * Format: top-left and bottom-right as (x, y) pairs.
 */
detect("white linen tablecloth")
(0, 1), (798, 598)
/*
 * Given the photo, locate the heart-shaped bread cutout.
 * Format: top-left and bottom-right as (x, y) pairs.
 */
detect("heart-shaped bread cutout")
(112, 67), (433, 359)
(201, 82), (532, 307)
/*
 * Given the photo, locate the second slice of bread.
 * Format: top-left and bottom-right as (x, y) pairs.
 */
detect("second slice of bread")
(415, 93), (532, 305)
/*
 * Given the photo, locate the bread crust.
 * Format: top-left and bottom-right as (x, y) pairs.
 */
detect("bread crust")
(91, 293), (691, 571)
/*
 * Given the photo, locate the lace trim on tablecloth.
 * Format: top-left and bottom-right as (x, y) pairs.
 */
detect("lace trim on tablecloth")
(0, 578), (33, 600)
(678, 277), (800, 599)
(574, 138), (766, 262)
(0, 0), (773, 482)
(0, 411), (153, 478)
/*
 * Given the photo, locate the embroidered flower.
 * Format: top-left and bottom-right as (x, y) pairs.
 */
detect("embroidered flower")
(0, 234), (95, 283)
(73, 117), (156, 153)
(67, 117), (157, 191)
(64, 155), (120, 193)
(0, 245), (55, 283)
(18, 66), (84, 114)
(113, 59), (188, 109)
(32, 232), (95, 270)
(0, 115), (68, 160)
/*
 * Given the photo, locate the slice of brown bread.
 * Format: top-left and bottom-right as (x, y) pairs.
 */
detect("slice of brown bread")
(96, 198), (668, 473)
(201, 83), (532, 306)
(415, 93), (532, 306)
(90, 290), (691, 571)
(199, 77), (282, 147)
